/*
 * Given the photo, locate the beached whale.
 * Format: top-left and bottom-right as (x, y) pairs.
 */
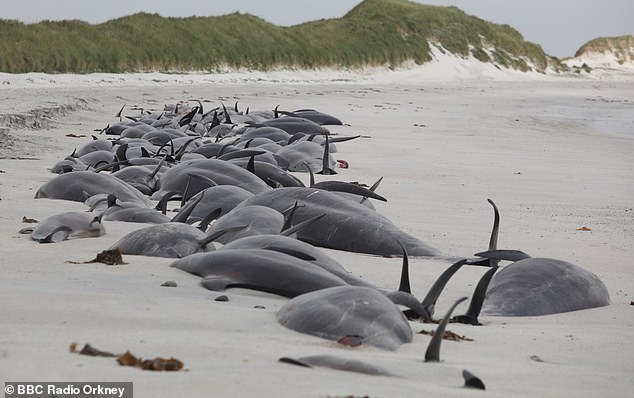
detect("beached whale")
(206, 205), (285, 244)
(236, 187), (438, 256)
(479, 254), (610, 316)
(254, 116), (330, 135)
(276, 109), (343, 126)
(20, 211), (105, 243)
(151, 158), (271, 200)
(168, 185), (254, 224)
(454, 199), (611, 321)
(218, 234), (374, 287)
(110, 222), (215, 258)
(279, 355), (393, 376)
(276, 286), (414, 350)
(35, 171), (151, 205)
(171, 249), (351, 297)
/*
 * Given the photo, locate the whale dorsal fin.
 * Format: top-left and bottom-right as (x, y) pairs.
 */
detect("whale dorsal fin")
(424, 296), (468, 362)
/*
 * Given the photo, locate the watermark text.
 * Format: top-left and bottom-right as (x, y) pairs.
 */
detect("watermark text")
(5, 382), (132, 398)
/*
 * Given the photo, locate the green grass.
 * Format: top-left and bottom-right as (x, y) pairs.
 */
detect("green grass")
(574, 35), (634, 63)
(0, 0), (563, 73)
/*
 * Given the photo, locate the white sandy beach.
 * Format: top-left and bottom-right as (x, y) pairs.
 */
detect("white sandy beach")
(1, 62), (633, 397)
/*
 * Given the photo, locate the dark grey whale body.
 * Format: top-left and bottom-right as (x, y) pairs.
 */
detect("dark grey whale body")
(171, 249), (350, 297)
(457, 199), (611, 320)
(206, 205), (285, 244)
(23, 211), (105, 243)
(151, 158), (271, 199)
(279, 355), (393, 376)
(236, 187), (438, 256)
(481, 257), (610, 316)
(110, 222), (213, 258)
(35, 171), (151, 205)
(219, 234), (374, 287)
(276, 286), (413, 350)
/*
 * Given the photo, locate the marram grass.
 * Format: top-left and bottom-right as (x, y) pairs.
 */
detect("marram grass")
(0, 0), (564, 74)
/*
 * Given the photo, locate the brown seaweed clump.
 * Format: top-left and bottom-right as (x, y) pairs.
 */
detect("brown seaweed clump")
(66, 248), (127, 265)
(70, 342), (184, 371)
(117, 351), (184, 371)
(418, 329), (473, 342)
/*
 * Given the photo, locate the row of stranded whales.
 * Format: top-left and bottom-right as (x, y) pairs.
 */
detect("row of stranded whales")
(20, 100), (610, 387)
(38, 121), (438, 256)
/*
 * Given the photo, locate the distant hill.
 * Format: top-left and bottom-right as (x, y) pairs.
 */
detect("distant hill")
(566, 35), (634, 70)
(0, 0), (564, 74)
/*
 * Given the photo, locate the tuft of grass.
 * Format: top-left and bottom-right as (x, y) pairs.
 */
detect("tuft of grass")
(0, 0), (563, 73)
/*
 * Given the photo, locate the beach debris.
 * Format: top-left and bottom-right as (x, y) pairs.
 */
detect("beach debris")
(214, 295), (229, 302)
(22, 216), (38, 223)
(336, 159), (349, 168)
(65, 248), (127, 265)
(65, 133), (87, 138)
(87, 248), (127, 265)
(160, 281), (177, 287)
(462, 369), (486, 390)
(70, 342), (184, 371)
(69, 342), (116, 357)
(576, 226), (592, 231)
(418, 329), (473, 342)
(116, 351), (138, 366)
(79, 344), (117, 357)
(529, 355), (544, 363)
(117, 351), (184, 371)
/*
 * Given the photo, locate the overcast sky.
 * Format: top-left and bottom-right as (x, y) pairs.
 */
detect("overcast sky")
(3, 0), (632, 57)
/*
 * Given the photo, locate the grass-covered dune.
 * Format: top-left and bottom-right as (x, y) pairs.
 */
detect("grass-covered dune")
(574, 35), (634, 64)
(0, 0), (563, 74)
